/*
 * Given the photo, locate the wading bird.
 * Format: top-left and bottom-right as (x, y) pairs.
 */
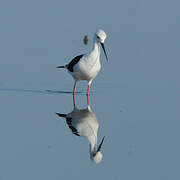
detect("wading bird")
(56, 102), (105, 164)
(57, 29), (108, 96)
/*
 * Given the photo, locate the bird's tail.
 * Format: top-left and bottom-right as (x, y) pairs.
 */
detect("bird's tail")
(56, 113), (67, 118)
(56, 65), (65, 68)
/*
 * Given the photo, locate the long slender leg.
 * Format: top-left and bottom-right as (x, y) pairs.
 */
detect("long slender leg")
(73, 82), (76, 106)
(73, 82), (76, 95)
(86, 81), (92, 96)
(87, 93), (90, 105)
(73, 93), (76, 106)
(86, 84), (90, 96)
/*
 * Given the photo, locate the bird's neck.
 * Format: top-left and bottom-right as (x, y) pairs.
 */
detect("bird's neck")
(89, 142), (96, 156)
(88, 122), (98, 159)
(85, 39), (100, 67)
(88, 132), (97, 152)
(91, 38), (100, 57)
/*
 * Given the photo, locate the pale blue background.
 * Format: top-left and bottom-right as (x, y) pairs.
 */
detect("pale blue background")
(0, 0), (180, 179)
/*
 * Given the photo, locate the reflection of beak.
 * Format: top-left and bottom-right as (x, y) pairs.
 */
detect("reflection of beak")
(100, 43), (108, 61)
(97, 136), (105, 152)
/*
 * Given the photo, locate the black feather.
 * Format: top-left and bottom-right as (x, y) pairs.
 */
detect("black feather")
(67, 54), (84, 72)
(66, 117), (80, 136)
(56, 66), (65, 68)
(56, 113), (80, 136)
(56, 113), (66, 117)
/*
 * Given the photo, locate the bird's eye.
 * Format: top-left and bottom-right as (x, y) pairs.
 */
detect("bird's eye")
(97, 35), (100, 39)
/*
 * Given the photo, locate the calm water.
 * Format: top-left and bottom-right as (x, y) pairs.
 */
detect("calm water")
(0, 0), (180, 179)
(0, 85), (179, 179)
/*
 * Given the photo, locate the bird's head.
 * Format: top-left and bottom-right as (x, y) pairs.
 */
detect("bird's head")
(96, 29), (107, 43)
(90, 136), (105, 164)
(92, 151), (103, 164)
(95, 29), (108, 61)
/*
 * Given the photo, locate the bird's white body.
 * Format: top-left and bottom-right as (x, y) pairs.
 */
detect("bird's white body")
(70, 41), (101, 83)
(69, 106), (99, 146)
(57, 105), (104, 164)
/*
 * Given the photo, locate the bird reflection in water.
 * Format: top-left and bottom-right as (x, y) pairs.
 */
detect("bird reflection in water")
(56, 97), (105, 164)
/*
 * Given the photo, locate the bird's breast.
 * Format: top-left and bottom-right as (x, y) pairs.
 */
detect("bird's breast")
(72, 57), (101, 81)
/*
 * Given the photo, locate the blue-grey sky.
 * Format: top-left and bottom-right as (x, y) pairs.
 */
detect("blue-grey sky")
(0, 0), (180, 179)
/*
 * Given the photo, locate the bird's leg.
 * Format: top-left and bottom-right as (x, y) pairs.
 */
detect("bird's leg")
(87, 94), (90, 105)
(73, 82), (76, 95)
(73, 93), (76, 107)
(86, 81), (92, 96)
(86, 84), (90, 96)
(73, 82), (76, 106)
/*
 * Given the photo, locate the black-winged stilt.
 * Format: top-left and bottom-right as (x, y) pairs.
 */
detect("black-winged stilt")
(57, 29), (108, 96)
(56, 103), (105, 164)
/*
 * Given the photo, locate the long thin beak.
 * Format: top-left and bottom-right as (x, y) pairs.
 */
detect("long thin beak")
(100, 43), (108, 61)
(97, 136), (105, 152)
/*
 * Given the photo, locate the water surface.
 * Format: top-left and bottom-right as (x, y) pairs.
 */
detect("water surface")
(0, 0), (180, 179)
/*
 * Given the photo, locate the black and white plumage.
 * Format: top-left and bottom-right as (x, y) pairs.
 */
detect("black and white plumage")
(56, 105), (105, 164)
(57, 29), (108, 96)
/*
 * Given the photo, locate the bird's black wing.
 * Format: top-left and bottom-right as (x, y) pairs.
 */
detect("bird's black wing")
(66, 117), (80, 136)
(67, 54), (84, 72)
